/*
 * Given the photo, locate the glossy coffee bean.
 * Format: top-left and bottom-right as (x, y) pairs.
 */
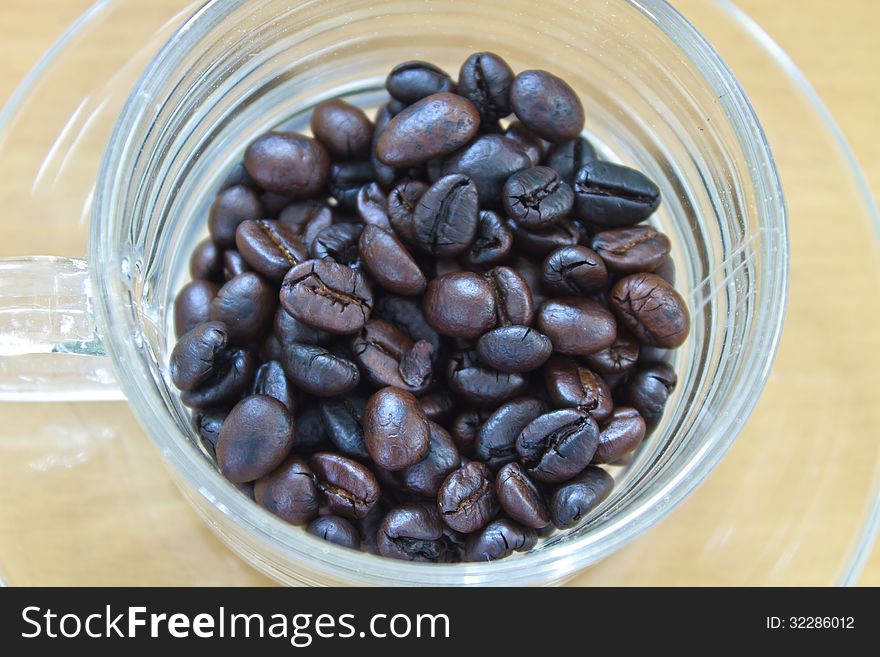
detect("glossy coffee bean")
(364, 387), (431, 471)
(295, 401), (330, 451)
(386, 61), (455, 104)
(463, 210), (513, 267)
(309, 452), (380, 519)
(545, 137), (597, 185)
(356, 182), (393, 229)
(222, 249), (250, 280)
(318, 393), (369, 459)
(210, 272), (275, 344)
(591, 225), (671, 274)
(376, 92), (481, 167)
(496, 462), (549, 528)
(309, 223), (363, 265)
(486, 266), (534, 326)
(510, 70), (584, 143)
(516, 409), (600, 483)
(370, 104), (399, 190)
(395, 422), (461, 498)
(310, 99), (373, 160)
(307, 515), (361, 549)
(447, 348), (528, 408)
(582, 330), (640, 375)
(280, 259), (373, 335)
(254, 456), (319, 525)
(508, 217), (580, 257)
(502, 166), (574, 229)
(476, 325), (552, 373)
(373, 294), (442, 358)
(359, 225), (426, 295)
(170, 321), (230, 391)
(435, 135), (531, 207)
(193, 408), (226, 457)
(280, 342), (360, 398)
(386, 180), (427, 244)
(235, 218), (307, 281)
(261, 192), (294, 218)
(208, 184), (264, 247)
(278, 200), (334, 249)
(541, 245), (608, 296)
(216, 395), (295, 483)
(377, 504), (451, 562)
(610, 273), (689, 348)
(423, 272), (496, 339)
(260, 333), (282, 362)
(573, 161), (661, 227)
(274, 306), (331, 347)
(174, 280), (219, 338)
(475, 397), (546, 469)
(457, 52), (514, 122)
(622, 362), (677, 426)
(450, 409), (487, 456)
(251, 360), (295, 411)
(179, 347), (256, 409)
(437, 461), (499, 533)
(537, 297), (617, 355)
(327, 160), (374, 209)
(351, 319), (433, 394)
(219, 161), (256, 191)
(653, 256), (676, 285)
(510, 256), (548, 309)
(418, 389), (455, 423)
(593, 406), (646, 464)
(550, 466), (613, 528)
(543, 357), (613, 421)
(411, 174), (479, 257)
(244, 132), (331, 198)
(190, 238), (223, 281)
(504, 121), (546, 167)
(464, 518), (535, 561)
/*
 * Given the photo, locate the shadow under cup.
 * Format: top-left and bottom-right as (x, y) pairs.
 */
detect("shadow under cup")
(91, 0), (787, 585)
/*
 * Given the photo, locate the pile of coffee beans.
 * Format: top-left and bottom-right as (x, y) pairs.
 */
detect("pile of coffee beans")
(171, 52), (689, 563)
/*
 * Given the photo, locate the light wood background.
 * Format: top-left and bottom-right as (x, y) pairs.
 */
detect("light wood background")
(0, 0), (878, 585)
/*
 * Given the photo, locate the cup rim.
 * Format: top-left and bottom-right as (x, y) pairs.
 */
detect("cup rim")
(92, 0), (789, 585)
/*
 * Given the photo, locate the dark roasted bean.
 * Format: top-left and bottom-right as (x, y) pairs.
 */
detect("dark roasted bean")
(280, 259), (373, 335)
(208, 184), (264, 247)
(273, 306), (331, 347)
(217, 395), (295, 483)
(222, 249), (250, 280)
(193, 407), (226, 457)
(464, 210), (513, 267)
(510, 256), (548, 309)
(319, 393), (370, 459)
(593, 406), (646, 464)
(573, 161), (661, 227)
(418, 389), (456, 423)
(411, 174), (479, 257)
(307, 515), (361, 549)
(235, 218), (307, 280)
(591, 225), (671, 274)
(280, 342), (360, 398)
(610, 273), (689, 348)
(450, 410), (488, 456)
(386, 180), (428, 244)
(179, 347), (256, 409)
(538, 297), (617, 355)
(510, 70), (584, 143)
(373, 294), (442, 358)
(261, 192), (294, 218)
(423, 272), (496, 339)
(395, 422), (461, 498)
(435, 135), (531, 207)
(327, 160), (374, 210)
(487, 266), (534, 326)
(377, 504), (451, 562)
(582, 330), (640, 375)
(370, 103), (399, 190)
(170, 321), (230, 391)
(653, 256), (676, 285)
(386, 61), (455, 104)
(464, 519), (535, 561)
(550, 466), (613, 528)
(309, 223), (363, 265)
(503, 166), (574, 229)
(309, 452), (380, 519)
(545, 137), (597, 185)
(543, 357), (613, 421)
(190, 238), (223, 281)
(437, 461), (498, 533)
(446, 348), (528, 408)
(244, 132), (330, 198)
(359, 225), (426, 295)
(457, 52), (514, 122)
(174, 280), (219, 338)
(351, 319), (433, 394)
(310, 99), (374, 161)
(254, 456), (319, 525)
(504, 121), (547, 167)
(295, 401), (330, 451)
(278, 200), (334, 249)
(210, 272), (274, 344)
(541, 245), (608, 296)
(496, 462), (549, 528)
(476, 325), (552, 373)
(507, 217), (580, 258)
(356, 182), (393, 229)
(475, 397), (546, 469)
(364, 387), (431, 471)
(516, 409), (599, 483)
(622, 362), (677, 426)
(219, 161), (256, 191)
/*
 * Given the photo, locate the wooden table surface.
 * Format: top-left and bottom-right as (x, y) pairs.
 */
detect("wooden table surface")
(1, 0), (878, 585)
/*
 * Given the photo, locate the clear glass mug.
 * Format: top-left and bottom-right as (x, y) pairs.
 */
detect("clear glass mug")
(0, 0), (787, 585)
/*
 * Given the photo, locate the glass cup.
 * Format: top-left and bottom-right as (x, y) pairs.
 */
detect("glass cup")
(0, 0), (788, 585)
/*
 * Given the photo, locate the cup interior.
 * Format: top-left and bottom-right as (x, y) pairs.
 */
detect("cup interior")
(92, 0), (787, 585)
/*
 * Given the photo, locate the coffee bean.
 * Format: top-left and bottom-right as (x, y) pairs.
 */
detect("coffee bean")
(373, 294), (442, 359)
(364, 387), (431, 471)
(591, 225), (671, 274)
(463, 210), (513, 267)
(254, 456), (319, 525)
(610, 273), (689, 348)
(222, 249), (250, 280)
(487, 266), (534, 326)
(278, 200), (334, 248)
(447, 348), (528, 408)
(450, 410), (487, 456)
(538, 297), (617, 355)
(582, 330), (640, 375)
(251, 360), (295, 411)
(193, 407), (226, 457)
(280, 259), (373, 335)
(377, 504), (452, 561)
(464, 518), (535, 561)
(274, 306), (332, 347)
(309, 223), (363, 265)
(370, 104), (399, 190)
(351, 319), (433, 394)
(387, 180), (428, 244)
(545, 136), (598, 188)
(376, 92), (480, 167)
(437, 461), (499, 532)
(309, 452), (380, 518)
(543, 357), (613, 421)
(319, 393), (370, 459)
(327, 160), (373, 210)
(208, 184), (264, 247)
(180, 347), (256, 409)
(476, 325), (552, 373)
(502, 166), (574, 229)
(307, 515), (361, 549)
(510, 256), (548, 309)
(310, 99), (374, 161)
(216, 395), (295, 483)
(356, 182), (393, 229)
(411, 174), (479, 256)
(244, 132), (331, 198)
(475, 397), (546, 469)
(653, 256), (676, 285)
(210, 272), (275, 344)
(170, 321), (230, 391)
(386, 61), (455, 105)
(508, 217), (580, 257)
(435, 135), (531, 206)
(496, 462), (549, 529)
(573, 161), (660, 227)
(510, 70), (584, 143)
(359, 225), (426, 295)
(622, 362), (677, 426)
(261, 192), (294, 218)
(541, 245), (608, 296)
(395, 422), (461, 498)
(592, 406), (646, 464)
(504, 121), (547, 167)
(174, 280), (219, 338)
(190, 238), (223, 281)
(295, 401), (330, 451)
(516, 409), (599, 483)
(549, 466), (613, 528)
(423, 272), (496, 339)
(235, 218), (307, 280)
(457, 52), (514, 122)
(418, 389), (456, 423)
(280, 342), (360, 397)
(219, 161), (256, 191)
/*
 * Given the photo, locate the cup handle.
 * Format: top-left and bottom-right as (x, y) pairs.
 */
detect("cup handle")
(0, 256), (123, 401)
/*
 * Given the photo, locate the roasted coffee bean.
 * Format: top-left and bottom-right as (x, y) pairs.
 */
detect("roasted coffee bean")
(274, 306), (331, 347)
(507, 217), (580, 257)
(475, 397), (546, 469)
(496, 462), (549, 528)
(464, 519), (535, 561)
(251, 360), (295, 411)
(573, 161), (661, 227)
(208, 184), (264, 247)
(476, 326), (552, 373)
(254, 456), (319, 525)
(395, 422), (461, 498)
(450, 410), (487, 456)
(447, 348), (528, 408)
(510, 70), (584, 143)
(278, 200), (334, 248)
(593, 406), (646, 464)
(193, 407), (226, 457)
(543, 357), (613, 421)
(386, 180), (428, 244)
(260, 333), (283, 362)
(377, 504), (451, 561)
(359, 225), (426, 295)
(423, 272), (496, 339)
(386, 61), (455, 104)
(610, 273), (689, 348)
(582, 330), (640, 375)
(516, 409), (599, 483)
(351, 319), (433, 394)
(537, 297), (617, 355)
(653, 256), (676, 285)
(376, 92), (481, 167)
(280, 259), (373, 335)
(435, 135), (531, 207)
(487, 266), (534, 326)
(502, 166), (574, 229)
(319, 393), (370, 459)
(280, 342), (360, 398)
(418, 389), (455, 423)
(210, 272), (275, 344)
(174, 280), (219, 338)
(411, 174), (479, 257)
(244, 132), (330, 198)
(457, 52), (514, 122)
(295, 401), (330, 451)
(550, 466), (613, 528)
(356, 182), (393, 229)
(541, 245), (608, 296)
(327, 160), (373, 210)
(437, 461), (499, 533)
(464, 210), (513, 267)
(170, 321), (230, 391)
(309, 223), (363, 265)
(235, 218), (307, 280)
(545, 137), (597, 185)
(190, 238), (223, 281)
(216, 395), (295, 483)
(219, 161), (256, 191)
(222, 249), (250, 280)
(307, 515), (361, 549)
(504, 121), (546, 167)
(261, 192), (294, 218)
(591, 225), (671, 274)
(373, 294), (442, 358)
(622, 362), (677, 426)
(309, 452), (380, 518)
(510, 256), (548, 309)
(370, 103), (399, 190)
(310, 99), (374, 161)
(180, 347), (256, 409)
(364, 387), (431, 471)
